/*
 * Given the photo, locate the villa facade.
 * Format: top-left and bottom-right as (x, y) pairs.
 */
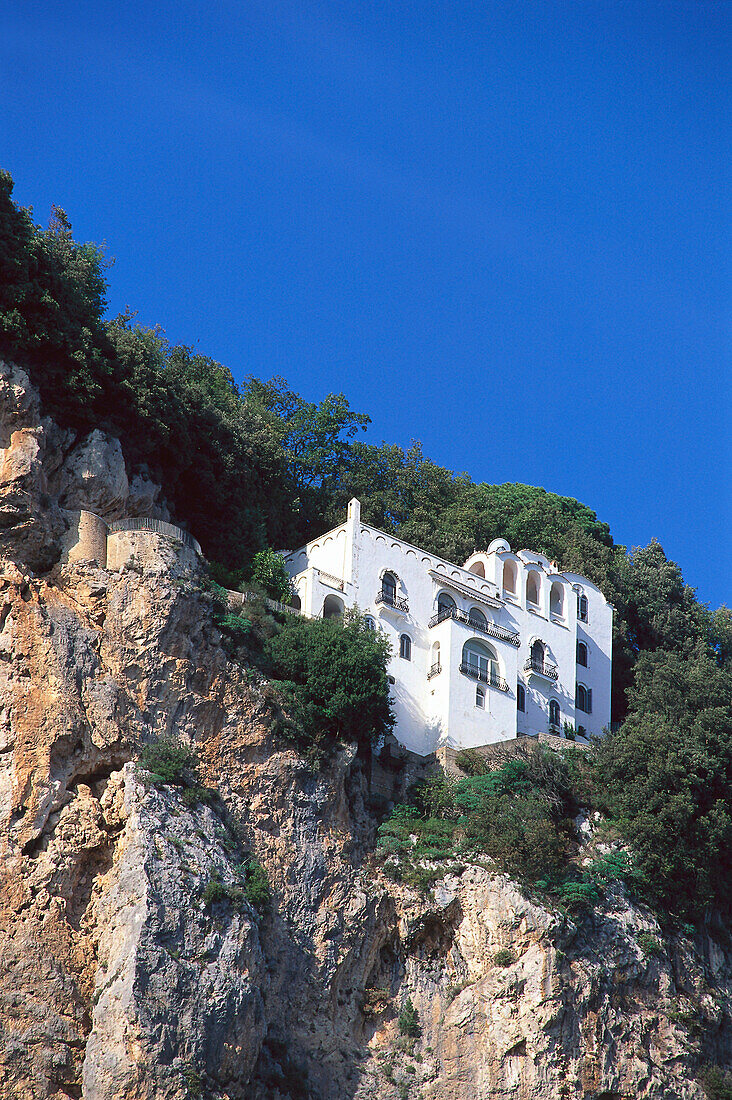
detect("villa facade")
(283, 499), (613, 757)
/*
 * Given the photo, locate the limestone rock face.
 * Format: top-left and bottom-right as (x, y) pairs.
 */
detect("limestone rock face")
(0, 360), (169, 574)
(55, 430), (130, 518)
(0, 361), (66, 570)
(82, 767), (265, 1100)
(0, 360), (730, 1100)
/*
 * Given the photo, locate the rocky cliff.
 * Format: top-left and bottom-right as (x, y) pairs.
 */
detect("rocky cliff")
(0, 361), (730, 1100)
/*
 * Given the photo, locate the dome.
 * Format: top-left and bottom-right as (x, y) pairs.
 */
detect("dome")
(487, 538), (511, 554)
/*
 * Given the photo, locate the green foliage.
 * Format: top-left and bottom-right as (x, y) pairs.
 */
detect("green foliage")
(181, 1064), (203, 1098)
(636, 932), (664, 958)
(207, 561), (246, 591)
(216, 612), (254, 644)
(544, 877), (601, 911)
(242, 858), (270, 912)
(243, 376), (369, 503)
(413, 773), (457, 818)
(377, 747), (592, 902)
(398, 998), (420, 1038)
(137, 736), (197, 787)
(203, 874), (246, 909)
(250, 548), (292, 603)
(701, 1066), (732, 1100)
(589, 647), (732, 919)
(0, 171), (116, 421)
(136, 735), (217, 810)
(390, 803), (421, 821)
(202, 876), (227, 906)
(710, 606), (732, 669)
(454, 748), (488, 775)
(180, 785), (215, 808)
(263, 610), (394, 748)
(492, 949), (515, 967)
(582, 849), (643, 892)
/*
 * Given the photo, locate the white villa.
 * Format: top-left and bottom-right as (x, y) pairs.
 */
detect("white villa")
(284, 499), (613, 756)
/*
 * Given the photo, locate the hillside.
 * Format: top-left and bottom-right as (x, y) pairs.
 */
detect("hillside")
(1, 359), (731, 1100)
(0, 176), (731, 1099)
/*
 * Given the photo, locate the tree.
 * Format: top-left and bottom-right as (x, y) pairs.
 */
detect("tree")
(617, 539), (711, 658)
(250, 549), (292, 603)
(591, 647), (732, 918)
(242, 376), (370, 536)
(264, 611), (394, 748)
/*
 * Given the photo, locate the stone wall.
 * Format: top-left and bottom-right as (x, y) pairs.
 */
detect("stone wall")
(106, 529), (200, 577)
(59, 509), (109, 567)
(437, 729), (590, 775)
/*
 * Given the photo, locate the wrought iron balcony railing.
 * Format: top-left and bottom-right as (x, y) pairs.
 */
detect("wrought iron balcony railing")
(375, 589), (409, 613)
(428, 605), (520, 647)
(427, 662), (441, 679)
(524, 657), (559, 680)
(459, 662), (509, 692)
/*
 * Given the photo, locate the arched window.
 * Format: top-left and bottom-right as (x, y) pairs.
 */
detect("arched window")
(577, 593), (588, 622)
(290, 593), (302, 612)
(549, 699), (560, 728)
(550, 582), (564, 618)
(382, 571), (397, 604)
(530, 640), (545, 670)
(462, 639), (499, 684)
(526, 571), (540, 606)
(503, 560), (517, 595)
(469, 561), (485, 578)
(429, 641), (441, 678)
(575, 683), (592, 713)
(576, 641), (588, 667)
(476, 686), (485, 709)
(517, 683), (526, 712)
(437, 592), (456, 617)
(323, 594), (344, 619)
(364, 615), (376, 631)
(399, 633), (412, 661)
(468, 607), (487, 630)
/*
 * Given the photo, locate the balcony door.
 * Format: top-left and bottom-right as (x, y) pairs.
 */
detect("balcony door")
(464, 640), (499, 683)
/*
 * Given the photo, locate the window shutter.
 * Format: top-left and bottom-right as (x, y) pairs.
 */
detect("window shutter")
(587, 689), (592, 714)
(575, 684), (580, 708)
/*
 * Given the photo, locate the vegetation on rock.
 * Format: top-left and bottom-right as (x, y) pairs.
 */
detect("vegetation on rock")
(263, 609), (394, 750)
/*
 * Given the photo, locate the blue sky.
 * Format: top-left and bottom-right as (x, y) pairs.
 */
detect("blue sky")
(3, 1), (730, 608)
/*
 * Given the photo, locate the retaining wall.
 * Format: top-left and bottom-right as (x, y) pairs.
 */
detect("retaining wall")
(437, 730), (589, 776)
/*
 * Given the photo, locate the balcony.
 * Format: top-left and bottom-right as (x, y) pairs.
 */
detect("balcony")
(375, 589), (409, 613)
(318, 569), (344, 591)
(524, 657), (559, 681)
(459, 662), (509, 692)
(427, 662), (441, 680)
(428, 606), (520, 647)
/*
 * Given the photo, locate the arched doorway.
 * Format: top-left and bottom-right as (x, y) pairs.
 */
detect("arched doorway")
(323, 594), (344, 619)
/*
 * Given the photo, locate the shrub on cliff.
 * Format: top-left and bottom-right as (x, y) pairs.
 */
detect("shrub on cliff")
(138, 735), (197, 786)
(263, 610), (394, 749)
(398, 998), (420, 1038)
